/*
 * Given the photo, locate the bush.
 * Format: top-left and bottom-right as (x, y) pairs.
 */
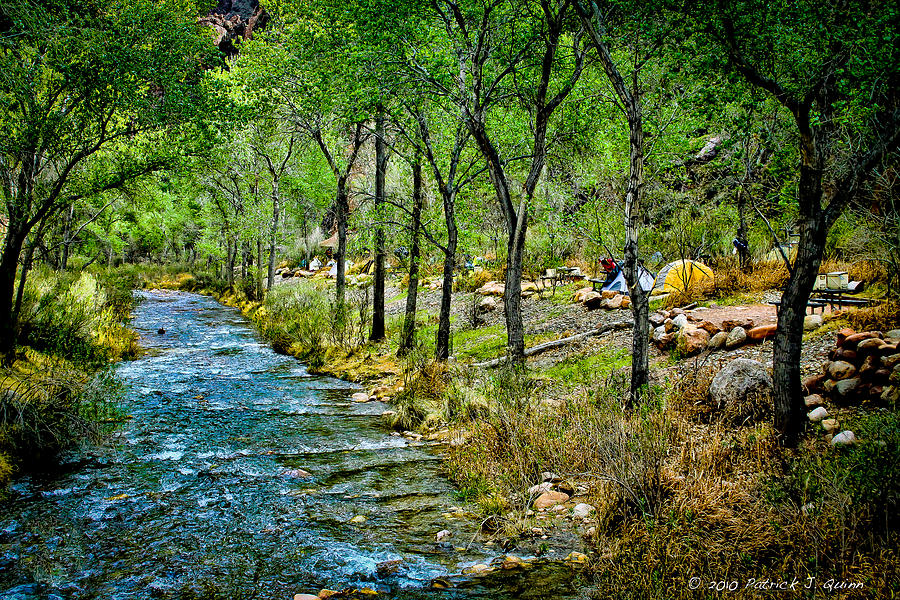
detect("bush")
(0, 361), (124, 470)
(16, 269), (137, 368)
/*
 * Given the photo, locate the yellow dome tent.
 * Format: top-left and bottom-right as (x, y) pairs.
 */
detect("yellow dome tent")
(652, 259), (714, 295)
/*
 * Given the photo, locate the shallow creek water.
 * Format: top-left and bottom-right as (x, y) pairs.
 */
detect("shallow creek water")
(0, 291), (585, 599)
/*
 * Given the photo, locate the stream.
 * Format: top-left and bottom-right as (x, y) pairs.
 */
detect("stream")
(0, 291), (585, 599)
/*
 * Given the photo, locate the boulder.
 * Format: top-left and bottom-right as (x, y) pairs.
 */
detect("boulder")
(534, 491), (570, 510)
(294, 595), (320, 600)
(808, 406), (829, 422)
(804, 314), (823, 331)
(436, 530), (452, 542)
(655, 332), (676, 350)
(572, 503), (596, 519)
(676, 326), (710, 356)
(725, 327), (748, 349)
(842, 331), (883, 350)
(620, 296), (631, 309)
(837, 349), (858, 361)
(521, 281), (539, 296)
(671, 308), (685, 316)
(878, 344), (898, 357)
(802, 374), (825, 393)
(834, 377), (860, 398)
(351, 392), (370, 403)
(649, 313), (666, 327)
(723, 318), (754, 331)
(857, 337), (887, 354)
(708, 331), (729, 350)
(478, 296), (499, 312)
(835, 328), (856, 347)
(582, 292), (605, 309)
(859, 355), (880, 377)
(672, 314), (689, 330)
(477, 281), (505, 296)
(606, 294), (624, 310)
(827, 361), (857, 380)
(804, 394), (824, 407)
(573, 287), (595, 302)
(886, 329), (900, 339)
(377, 559), (404, 576)
(821, 418), (839, 433)
(601, 290), (618, 299)
(698, 320), (722, 336)
(664, 318), (676, 333)
(709, 358), (773, 424)
(883, 354), (900, 369)
(831, 431), (858, 447)
(747, 324), (777, 341)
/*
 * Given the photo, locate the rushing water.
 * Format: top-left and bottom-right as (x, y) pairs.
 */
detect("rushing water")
(0, 291), (585, 600)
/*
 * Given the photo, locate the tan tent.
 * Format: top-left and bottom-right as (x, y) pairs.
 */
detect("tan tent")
(652, 259), (714, 294)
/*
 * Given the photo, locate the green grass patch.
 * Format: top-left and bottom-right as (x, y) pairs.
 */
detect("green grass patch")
(453, 323), (506, 361)
(543, 346), (632, 385)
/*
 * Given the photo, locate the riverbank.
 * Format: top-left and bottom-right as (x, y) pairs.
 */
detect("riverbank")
(0, 268), (140, 491)
(142, 268), (899, 598)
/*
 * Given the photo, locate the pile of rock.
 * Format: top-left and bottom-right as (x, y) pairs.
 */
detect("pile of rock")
(572, 287), (632, 310)
(476, 280), (540, 298)
(804, 328), (900, 405)
(274, 266), (313, 279)
(650, 309), (780, 357)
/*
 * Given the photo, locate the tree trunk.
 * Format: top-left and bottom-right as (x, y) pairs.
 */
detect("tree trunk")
(0, 221), (27, 366)
(435, 232), (457, 361)
(256, 237), (264, 298)
(335, 183), (349, 305)
(266, 184), (280, 292)
(503, 214), (528, 361)
(399, 154), (423, 357)
(59, 204), (75, 271)
(13, 219), (50, 324)
(435, 178), (459, 361)
(226, 236), (235, 287)
(772, 152), (828, 444)
(371, 109), (388, 341)
(241, 240), (248, 281)
(622, 102), (649, 408)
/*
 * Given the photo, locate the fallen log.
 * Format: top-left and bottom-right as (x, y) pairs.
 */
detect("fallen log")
(472, 319), (634, 368)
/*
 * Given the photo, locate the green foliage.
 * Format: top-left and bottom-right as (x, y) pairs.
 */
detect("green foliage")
(16, 268), (138, 368)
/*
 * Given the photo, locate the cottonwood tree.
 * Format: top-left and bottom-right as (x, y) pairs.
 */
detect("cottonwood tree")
(0, 0), (217, 364)
(575, 0), (682, 405)
(417, 0), (585, 363)
(698, 0), (900, 444)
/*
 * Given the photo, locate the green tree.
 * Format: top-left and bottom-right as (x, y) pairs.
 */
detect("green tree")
(0, 0), (219, 363)
(696, 0), (900, 443)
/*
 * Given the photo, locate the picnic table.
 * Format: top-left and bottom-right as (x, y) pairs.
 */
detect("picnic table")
(811, 288), (875, 311)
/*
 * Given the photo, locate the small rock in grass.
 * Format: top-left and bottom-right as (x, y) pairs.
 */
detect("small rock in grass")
(821, 418), (839, 433)
(528, 482), (553, 496)
(808, 407), (829, 422)
(804, 314), (823, 331)
(572, 503), (596, 519)
(534, 491), (570, 510)
(831, 431), (858, 446)
(436, 529), (452, 542)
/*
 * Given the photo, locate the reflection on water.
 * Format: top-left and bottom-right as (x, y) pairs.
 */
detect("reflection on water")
(0, 291), (584, 599)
